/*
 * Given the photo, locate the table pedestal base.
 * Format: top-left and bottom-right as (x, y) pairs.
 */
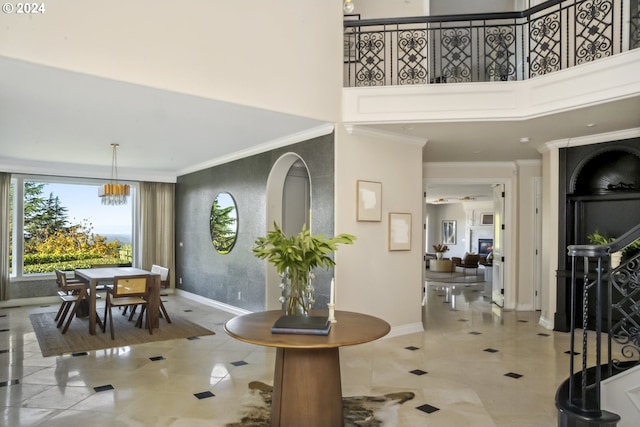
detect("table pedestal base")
(271, 347), (343, 427)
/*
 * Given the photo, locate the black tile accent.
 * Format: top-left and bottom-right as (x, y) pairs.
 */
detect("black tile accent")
(194, 391), (215, 399)
(150, 356), (165, 361)
(538, 333), (550, 337)
(0, 329), (9, 332)
(484, 348), (499, 353)
(72, 352), (89, 357)
(405, 346), (420, 351)
(565, 350), (580, 355)
(417, 403), (440, 414)
(469, 331), (482, 335)
(94, 384), (114, 392)
(518, 320), (528, 323)
(410, 369), (428, 376)
(184, 309), (193, 312)
(0, 379), (19, 387)
(0, 314), (7, 317)
(458, 319), (469, 322)
(187, 336), (200, 341)
(505, 372), (523, 379)
(231, 360), (248, 367)
(0, 349), (11, 354)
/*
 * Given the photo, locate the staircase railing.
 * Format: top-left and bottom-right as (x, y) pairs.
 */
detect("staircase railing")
(344, 0), (640, 87)
(557, 223), (640, 426)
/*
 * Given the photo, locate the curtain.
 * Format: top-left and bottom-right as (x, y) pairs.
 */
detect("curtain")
(138, 182), (175, 287)
(0, 173), (11, 300)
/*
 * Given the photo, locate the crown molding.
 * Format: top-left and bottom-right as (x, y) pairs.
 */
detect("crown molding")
(540, 127), (640, 153)
(176, 123), (335, 176)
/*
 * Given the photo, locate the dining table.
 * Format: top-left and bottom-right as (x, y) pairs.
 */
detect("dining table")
(74, 267), (161, 335)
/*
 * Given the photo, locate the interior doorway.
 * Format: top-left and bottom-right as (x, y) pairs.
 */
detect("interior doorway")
(264, 153), (311, 311)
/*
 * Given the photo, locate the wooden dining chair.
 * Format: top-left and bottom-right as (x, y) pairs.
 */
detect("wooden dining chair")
(54, 269), (101, 334)
(128, 264), (172, 323)
(150, 264), (172, 323)
(103, 275), (152, 339)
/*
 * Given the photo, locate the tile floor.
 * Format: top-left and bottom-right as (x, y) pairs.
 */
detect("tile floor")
(1, 279), (583, 426)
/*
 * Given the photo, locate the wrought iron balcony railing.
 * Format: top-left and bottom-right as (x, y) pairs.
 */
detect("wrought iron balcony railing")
(344, 0), (640, 87)
(557, 223), (640, 425)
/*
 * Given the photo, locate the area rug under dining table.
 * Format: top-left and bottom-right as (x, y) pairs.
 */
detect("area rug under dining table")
(30, 310), (215, 357)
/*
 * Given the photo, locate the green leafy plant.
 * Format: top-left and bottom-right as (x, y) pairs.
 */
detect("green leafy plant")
(587, 229), (640, 257)
(252, 222), (355, 315)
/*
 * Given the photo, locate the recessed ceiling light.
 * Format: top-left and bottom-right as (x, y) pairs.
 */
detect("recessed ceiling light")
(520, 137), (530, 144)
(586, 123), (596, 127)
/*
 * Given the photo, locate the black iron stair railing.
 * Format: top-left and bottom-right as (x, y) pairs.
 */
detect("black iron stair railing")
(344, 0), (640, 87)
(556, 223), (640, 427)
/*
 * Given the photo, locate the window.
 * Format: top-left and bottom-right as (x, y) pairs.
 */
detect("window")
(10, 175), (135, 278)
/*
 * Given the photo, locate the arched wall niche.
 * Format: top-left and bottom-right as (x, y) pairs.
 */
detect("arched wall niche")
(570, 147), (640, 195)
(264, 152), (312, 310)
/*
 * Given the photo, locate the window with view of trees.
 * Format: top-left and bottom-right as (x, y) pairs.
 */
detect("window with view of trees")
(10, 176), (134, 277)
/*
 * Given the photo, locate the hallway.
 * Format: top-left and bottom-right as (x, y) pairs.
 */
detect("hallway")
(1, 283), (580, 426)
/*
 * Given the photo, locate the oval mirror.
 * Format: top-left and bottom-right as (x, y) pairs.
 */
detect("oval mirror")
(210, 192), (238, 254)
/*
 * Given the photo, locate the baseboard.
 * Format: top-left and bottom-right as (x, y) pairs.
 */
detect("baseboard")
(0, 295), (59, 308)
(174, 289), (251, 316)
(385, 322), (424, 339)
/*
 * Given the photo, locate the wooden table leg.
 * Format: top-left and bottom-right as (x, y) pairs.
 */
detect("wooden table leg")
(271, 347), (343, 427)
(146, 275), (160, 329)
(89, 279), (97, 335)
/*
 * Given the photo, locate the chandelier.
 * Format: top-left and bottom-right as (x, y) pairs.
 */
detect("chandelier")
(343, 0), (354, 13)
(98, 143), (130, 205)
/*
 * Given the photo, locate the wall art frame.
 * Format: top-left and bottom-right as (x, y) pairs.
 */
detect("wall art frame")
(442, 220), (456, 245)
(357, 180), (382, 222)
(389, 212), (411, 251)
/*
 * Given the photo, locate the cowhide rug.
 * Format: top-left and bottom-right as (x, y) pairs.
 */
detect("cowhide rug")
(226, 381), (415, 427)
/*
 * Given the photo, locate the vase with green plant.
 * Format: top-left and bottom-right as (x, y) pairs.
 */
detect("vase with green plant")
(252, 222), (356, 316)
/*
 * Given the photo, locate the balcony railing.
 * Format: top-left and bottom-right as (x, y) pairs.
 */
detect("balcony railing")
(556, 223), (640, 425)
(344, 0), (640, 87)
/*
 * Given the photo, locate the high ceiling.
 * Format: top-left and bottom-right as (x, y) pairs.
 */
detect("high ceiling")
(1, 55), (639, 189)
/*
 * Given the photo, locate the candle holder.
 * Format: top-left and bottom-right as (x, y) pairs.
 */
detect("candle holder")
(327, 303), (337, 323)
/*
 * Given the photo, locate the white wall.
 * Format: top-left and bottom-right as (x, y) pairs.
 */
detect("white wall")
(0, 0), (342, 123)
(349, 0), (426, 18)
(334, 126), (425, 333)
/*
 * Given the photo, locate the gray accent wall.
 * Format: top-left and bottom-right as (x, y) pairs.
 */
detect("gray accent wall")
(175, 133), (335, 312)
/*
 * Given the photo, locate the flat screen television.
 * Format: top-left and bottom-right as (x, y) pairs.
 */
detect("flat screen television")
(478, 239), (493, 256)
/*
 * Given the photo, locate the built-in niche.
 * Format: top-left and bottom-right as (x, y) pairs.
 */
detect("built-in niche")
(556, 139), (640, 332)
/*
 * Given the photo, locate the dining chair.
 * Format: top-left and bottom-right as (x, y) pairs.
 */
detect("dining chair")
(103, 275), (152, 339)
(54, 269), (101, 334)
(150, 264), (172, 323)
(129, 264), (172, 323)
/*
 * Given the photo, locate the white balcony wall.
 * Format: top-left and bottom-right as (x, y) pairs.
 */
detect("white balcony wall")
(0, 0), (342, 123)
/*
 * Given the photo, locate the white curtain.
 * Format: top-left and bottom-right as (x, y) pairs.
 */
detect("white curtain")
(138, 182), (175, 287)
(0, 173), (10, 300)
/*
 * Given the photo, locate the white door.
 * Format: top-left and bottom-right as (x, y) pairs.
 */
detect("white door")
(492, 184), (505, 307)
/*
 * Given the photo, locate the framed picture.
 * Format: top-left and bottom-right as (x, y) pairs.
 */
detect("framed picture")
(343, 14), (360, 63)
(442, 220), (456, 245)
(481, 213), (494, 225)
(389, 213), (411, 251)
(357, 180), (382, 221)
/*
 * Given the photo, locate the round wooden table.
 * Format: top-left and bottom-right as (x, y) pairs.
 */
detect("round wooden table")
(224, 310), (390, 427)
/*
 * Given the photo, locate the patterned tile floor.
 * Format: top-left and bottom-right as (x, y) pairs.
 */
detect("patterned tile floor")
(0, 281), (587, 426)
